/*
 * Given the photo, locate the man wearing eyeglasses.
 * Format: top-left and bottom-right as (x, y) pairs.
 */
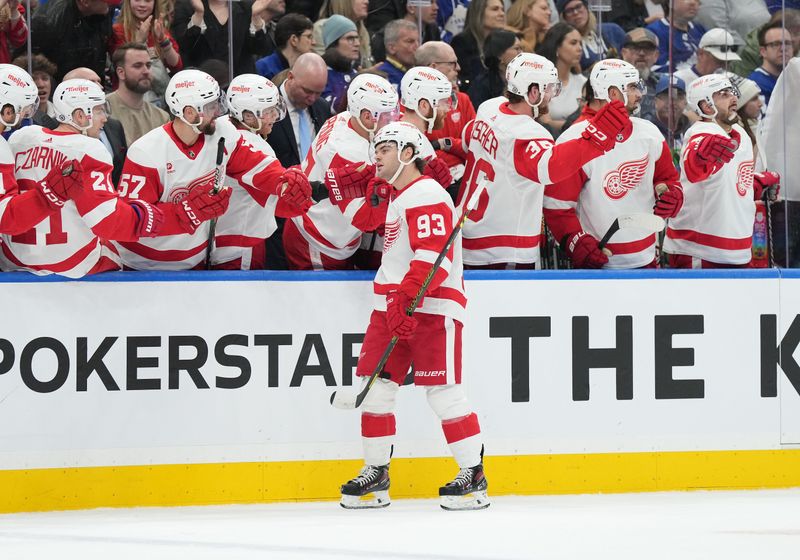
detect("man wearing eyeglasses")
(255, 14), (315, 80)
(749, 21), (794, 105)
(672, 28), (742, 89)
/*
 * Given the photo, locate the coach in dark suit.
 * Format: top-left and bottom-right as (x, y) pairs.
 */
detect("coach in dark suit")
(265, 53), (332, 269)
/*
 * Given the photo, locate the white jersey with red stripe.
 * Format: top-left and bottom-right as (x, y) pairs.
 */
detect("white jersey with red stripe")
(373, 175), (466, 322)
(544, 114), (680, 268)
(0, 127), (141, 278)
(114, 117), (285, 270)
(292, 111), (368, 261)
(663, 121), (755, 264)
(459, 96), (554, 266)
(210, 116), (279, 269)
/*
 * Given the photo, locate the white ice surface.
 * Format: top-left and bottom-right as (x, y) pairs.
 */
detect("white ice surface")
(0, 490), (798, 559)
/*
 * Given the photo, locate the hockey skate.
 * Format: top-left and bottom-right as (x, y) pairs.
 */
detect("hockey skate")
(439, 462), (490, 511)
(340, 464), (391, 509)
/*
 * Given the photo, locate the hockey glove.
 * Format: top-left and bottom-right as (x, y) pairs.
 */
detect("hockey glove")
(325, 162), (375, 204)
(279, 167), (313, 212)
(564, 231), (609, 269)
(367, 177), (392, 208)
(37, 159), (84, 210)
(582, 100), (630, 152)
(177, 185), (232, 233)
(424, 157), (453, 188)
(129, 199), (165, 238)
(753, 171), (780, 202)
(386, 291), (418, 340)
(653, 183), (684, 219)
(695, 134), (736, 164)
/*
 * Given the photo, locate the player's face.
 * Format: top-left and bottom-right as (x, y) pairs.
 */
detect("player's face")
(86, 103), (108, 139)
(623, 81), (644, 113)
(713, 88), (738, 123)
(374, 142), (400, 180)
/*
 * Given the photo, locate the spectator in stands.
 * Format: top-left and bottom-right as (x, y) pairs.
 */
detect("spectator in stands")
(255, 13), (315, 79)
(30, 0), (116, 83)
(107, 43), (171, 146)
(286, 0), (323, 21)
(467, 29), (522, 109)
(536, 22), (585, 133)
(647, 0), (706, 73)
(674, 28), (741, 88)
(0, 0), (27, 64)
(730, 75), (763, 156)
(322, 15), (360, 112)
(171, 0), (272, 75)
(507, 0), (551, 54)
(556, 0), (626, 70)
(314, 0), (371, 66)
(12, 54), (58, 128)
(731, 10), (800, 79)
(262, 0), (288, 54)
(371, 0), (440, 63)
(694, 0), (769, 46)
(620, 27), (660, 122)
(749, 21), (794, 106)
(375, 19), (419, 92)
(605, 0), (653, 31)
(646, 74), (689, 152)
(451, 0), (506, 92)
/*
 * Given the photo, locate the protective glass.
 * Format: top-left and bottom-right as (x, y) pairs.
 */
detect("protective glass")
(713, 86), (741, 101)
(19, 98), (39, 121)
(92, 101), (110, 119)
(436, 91), (458, 112)
(626, 80), (646, 94)
(201, 95), (228, 119)
(545, 81), (563, 98)
(263, 95), (287, 124)
(375, 105), (401, 130)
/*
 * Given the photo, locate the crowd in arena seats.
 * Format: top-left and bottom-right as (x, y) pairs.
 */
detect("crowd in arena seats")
(0, 0), (798, 275)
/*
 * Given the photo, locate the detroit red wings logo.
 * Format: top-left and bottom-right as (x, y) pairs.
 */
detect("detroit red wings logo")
(602, 155), (650, 200)
(167, 168), (218, 202)
(383, 218), (402, 253)
(736, 159), (755, 197)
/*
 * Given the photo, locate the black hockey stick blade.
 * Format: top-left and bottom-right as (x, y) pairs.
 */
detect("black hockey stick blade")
(598, 213), (665, 250)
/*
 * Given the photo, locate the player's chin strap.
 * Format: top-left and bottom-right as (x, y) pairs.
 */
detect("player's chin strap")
(179, 113), (205, 135)
(525, 84), (547, 119)
(354, 113), (379, 141)
(414, 104), (436, 134)
(389, 151), (416, 184)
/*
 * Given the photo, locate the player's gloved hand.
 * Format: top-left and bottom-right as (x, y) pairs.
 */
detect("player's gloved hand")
(753, 171), (780, 202)
(177, 186), (232, 233)
(385, 291), (418, 339)
(129, 199), (165, 237)
(654, 183), (684, 218)
(582, 100), (630, 152)
(424, 157), (453, 188)
(430, 137), (455, 152)
(37, 158), (84, 210)
(564, 231), (609, 269)
(279, 167), (313, 212)
(325, 162), (375, 204)
(367, 177), (392, 208)
(695, 134), (737, 164)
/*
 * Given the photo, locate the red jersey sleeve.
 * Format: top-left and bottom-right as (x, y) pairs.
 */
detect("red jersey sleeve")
(226, 134), (285, 196)
(0, 163), (59, 235)
(514, 136), (605, 185)
(653, 140), (681, 190)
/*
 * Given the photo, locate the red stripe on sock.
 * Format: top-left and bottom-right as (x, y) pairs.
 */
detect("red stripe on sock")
(441, 412), (480, 443)
(361, 413), (396, 438)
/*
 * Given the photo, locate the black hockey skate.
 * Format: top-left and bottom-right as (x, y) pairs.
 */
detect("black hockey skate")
(340, 464), (390, 509)
(439, 462), (490, 511)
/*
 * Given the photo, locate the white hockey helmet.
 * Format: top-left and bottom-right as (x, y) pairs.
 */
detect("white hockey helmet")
(687, 73), (739, 118)
(505, 53), (562, 112)
(165, 69), (226, 133)
(347, 73), (400, 137)
(400, 66), (457, 133)
(52, 79), (106, 132)
(226, 73), (286, 133)
(0, 64), (38, 128)
(590, 59), (644, 106)
(371, 120), (430, 183)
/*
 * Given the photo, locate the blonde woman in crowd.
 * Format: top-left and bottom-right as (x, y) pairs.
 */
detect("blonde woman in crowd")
(451, 0), (506, 91)
(314, 0), (371, 66)
(507, 0), (551, 53)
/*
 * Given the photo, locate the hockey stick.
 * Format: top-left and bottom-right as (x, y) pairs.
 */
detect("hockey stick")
(330, 179), (488, 410)
(205, 138), (226, 270)
(597, 213), (666, 251)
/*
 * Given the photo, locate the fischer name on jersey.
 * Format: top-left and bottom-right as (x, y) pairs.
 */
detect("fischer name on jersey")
(373, 176), (466, 321)
(664, 121), (755, 265)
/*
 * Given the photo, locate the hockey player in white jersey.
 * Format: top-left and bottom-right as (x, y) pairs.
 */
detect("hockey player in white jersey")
(282, 72), (399, 270)
(1, 78), (165, 277)
(664, 74), (779, 268)
(0, 65), (86, 237)
(211, 74), (298, 270)
(339, 122), (488, 511)
(116, 69), (312, 270)
(460, 53), (637, 269)
(543, 59), (682, 269)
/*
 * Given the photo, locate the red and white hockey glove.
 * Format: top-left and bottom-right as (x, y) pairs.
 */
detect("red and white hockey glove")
(279, 167), (313, 212)
(564, 231), (609, 269)
(695, 134), (736, 164)
(367, 177), (392, 208)
(177, 186), (232, 233)
(129, 199), (165, 238)
(753, 171), (780, 202)
(325, 162), (375, 204)
(386, 291), (418, 340)
(424, 157), (453, 188)
(582, 100), (630, 152)
(653, 183), (684, 219)
(37, 158), (84, 210)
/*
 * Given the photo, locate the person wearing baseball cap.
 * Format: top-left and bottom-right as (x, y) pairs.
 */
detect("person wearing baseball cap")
(647, 74), (690, 151)
(621, 28), (661, 121)
(673, 28), (741, 87)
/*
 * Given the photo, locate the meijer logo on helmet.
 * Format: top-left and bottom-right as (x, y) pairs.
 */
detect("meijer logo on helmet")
(66, 86), (89, 93)
(174, 81), (195, 89)
(230, 86), (251, 93)
(417, 71), (440, 81)
(8, 74), (26, 88)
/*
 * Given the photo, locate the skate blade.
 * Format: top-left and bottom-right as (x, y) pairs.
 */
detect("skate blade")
(440, 490), (490, 511)
(340, 490), (391, 509)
